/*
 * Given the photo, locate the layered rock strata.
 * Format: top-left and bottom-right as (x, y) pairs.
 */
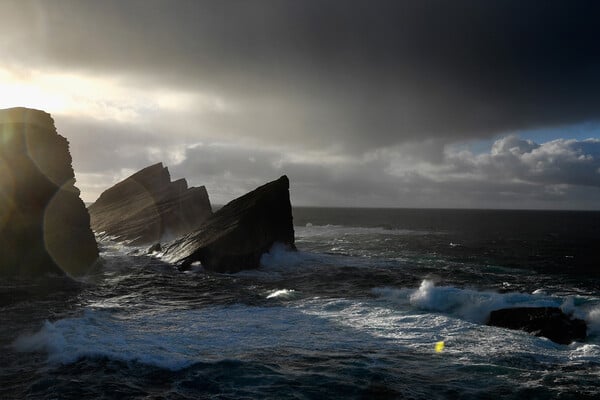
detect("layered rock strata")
(162, 175), (295, 273)
(89, 163), (212, 245)
(0, 107), (99, 277)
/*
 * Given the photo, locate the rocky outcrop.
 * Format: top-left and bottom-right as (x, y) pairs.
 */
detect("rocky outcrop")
(89, 163), (212, 245)
(162, 175), (295, 273)
(0, 107), (99, 277)
(486, 307), (587, 344)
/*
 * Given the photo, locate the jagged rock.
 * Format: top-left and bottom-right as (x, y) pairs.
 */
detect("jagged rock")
(0, 107), (99, 277)
(162, 175), (295, 273)
(89, 163), (212, 245)
(147, 243), (162, 254)
(487, 306), (587, 344)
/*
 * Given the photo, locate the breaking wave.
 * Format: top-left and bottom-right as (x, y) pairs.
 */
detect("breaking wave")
(373, 279), (600, 329)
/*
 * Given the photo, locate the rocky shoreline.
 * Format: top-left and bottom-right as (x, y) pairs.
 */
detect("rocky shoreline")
(0, 107), (587, 344)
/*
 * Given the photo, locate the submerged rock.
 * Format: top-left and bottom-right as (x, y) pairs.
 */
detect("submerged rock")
(89, 163), (212, 245)
(0, 107), (99, 277)
(162, 175), (295, 273)
(486, 306), (587, 344)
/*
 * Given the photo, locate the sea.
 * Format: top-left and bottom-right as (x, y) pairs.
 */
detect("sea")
(2, 207), (600, 399)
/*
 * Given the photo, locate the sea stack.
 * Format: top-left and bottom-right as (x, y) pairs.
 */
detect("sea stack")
(162, 175), (295, 273)
(88, 163), (212, 245)
(0, 107), (99, 277)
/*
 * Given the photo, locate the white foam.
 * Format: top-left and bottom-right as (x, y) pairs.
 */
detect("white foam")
(12, 309), (176, 367)
(259, 243), (313, 269)
(585, 306), (600, 336)
(296, 296), (573, 360)
(376, 279), (563, 323)
(13, 320), (68, 355)
(569, 343), (600, 362)
(266, 289), (296, 299)
(256, 242), (395, 275)
(14, 293), (598, 373)
(13, 304), (378, 370)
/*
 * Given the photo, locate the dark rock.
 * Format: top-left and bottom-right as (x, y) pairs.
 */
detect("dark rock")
(0, 107), (99, 277)
(487, 306), (587, 344)
(162, 175), (295, 273)
(147, 243), (162, 254)
(89, 163), (212, 245)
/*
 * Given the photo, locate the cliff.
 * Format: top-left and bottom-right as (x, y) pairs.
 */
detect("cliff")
(0, 107), (99, 277)
(162, 175), (295, 273)
(88, 163), (212, 245)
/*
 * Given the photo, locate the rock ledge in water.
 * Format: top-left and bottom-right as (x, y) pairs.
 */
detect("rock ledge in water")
(162, 175), (295, 273)
(486, 306), (586, 344)
(89, 163), (212, 245)
(0, 107), (99, 277)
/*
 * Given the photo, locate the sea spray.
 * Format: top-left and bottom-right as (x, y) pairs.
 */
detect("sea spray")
(376, 279), (566, 323)
(266, 289), (296, 299)
(585, 307), (600, 336)
(13, 320), (68, 355)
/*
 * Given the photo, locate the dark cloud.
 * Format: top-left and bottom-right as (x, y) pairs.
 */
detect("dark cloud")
(3, 0), (600, 151)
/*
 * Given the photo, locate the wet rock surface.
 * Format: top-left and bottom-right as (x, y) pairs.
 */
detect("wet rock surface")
(89, 163), (212, 245)
(0, 107), (99, 277)
(163, 175), (295, 273)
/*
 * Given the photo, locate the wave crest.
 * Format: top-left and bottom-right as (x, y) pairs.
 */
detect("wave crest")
(376, 279), (573, 323)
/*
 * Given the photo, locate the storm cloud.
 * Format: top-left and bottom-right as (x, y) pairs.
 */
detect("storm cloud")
(1, 0), (600, 208)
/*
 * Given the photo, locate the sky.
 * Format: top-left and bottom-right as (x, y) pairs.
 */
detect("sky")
(2, 0), (600, 209)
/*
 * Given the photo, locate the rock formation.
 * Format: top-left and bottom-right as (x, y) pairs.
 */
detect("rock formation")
(0, 107), (99, 277)
(486, 306), (587, 344)
(88, 163), (212, 245)
(162, 175), (295, 273)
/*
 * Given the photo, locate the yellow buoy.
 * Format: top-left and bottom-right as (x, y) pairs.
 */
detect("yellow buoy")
(435, 341), (445, 353)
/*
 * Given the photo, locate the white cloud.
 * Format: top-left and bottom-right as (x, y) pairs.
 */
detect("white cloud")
(490, 135), (539, 156)
(445, 135), (600, 188)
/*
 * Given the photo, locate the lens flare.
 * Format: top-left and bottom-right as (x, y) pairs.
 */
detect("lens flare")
(43, 185), (97, 276)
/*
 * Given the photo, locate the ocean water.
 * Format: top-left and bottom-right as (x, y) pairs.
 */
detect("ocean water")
(2, 208), (600, 399)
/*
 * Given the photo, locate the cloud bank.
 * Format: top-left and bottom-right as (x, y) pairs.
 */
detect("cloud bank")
(164, 135), (600, 209)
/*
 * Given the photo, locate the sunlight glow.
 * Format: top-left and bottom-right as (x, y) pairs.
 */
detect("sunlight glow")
(0, 69), (70, 112)
(0, 67), (229, 122)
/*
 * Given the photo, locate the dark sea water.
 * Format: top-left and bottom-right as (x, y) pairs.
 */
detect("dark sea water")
(2, 208), (600, 399)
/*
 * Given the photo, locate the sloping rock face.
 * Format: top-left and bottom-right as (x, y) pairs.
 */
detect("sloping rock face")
(0, 107), (99, 277)
(487, 307), (587, 344)
(162, 175), (295, 273)
(89, 163), (212, 245)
